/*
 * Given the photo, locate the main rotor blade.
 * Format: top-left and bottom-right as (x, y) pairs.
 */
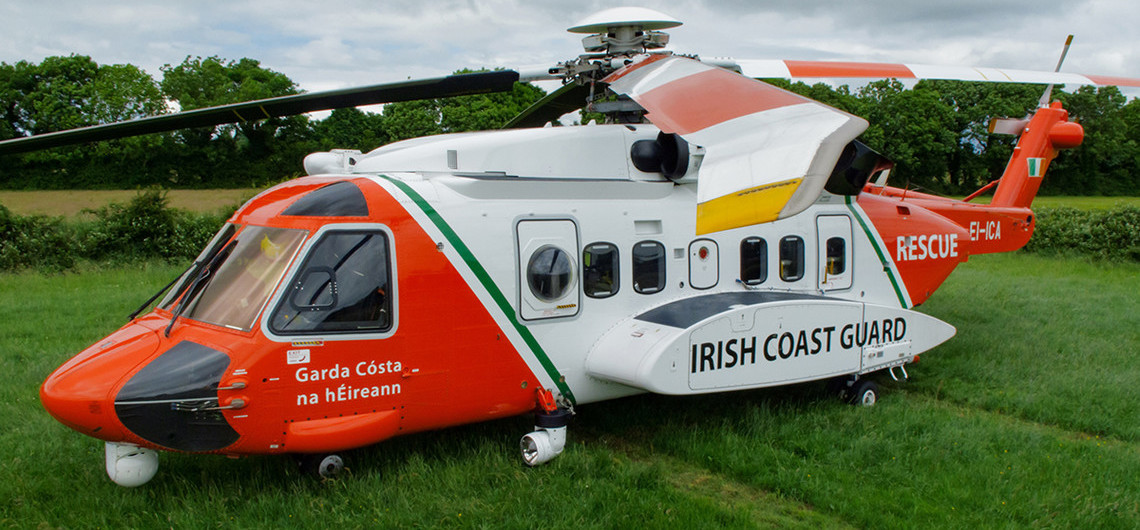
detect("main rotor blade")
(0, 70), (520, 155)
(605, 55), (866, 235)
(720, 59), (1140, 87)
(503, 82), (592, 129)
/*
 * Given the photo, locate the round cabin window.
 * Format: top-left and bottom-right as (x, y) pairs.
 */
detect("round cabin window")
(527, 245), (574, 302)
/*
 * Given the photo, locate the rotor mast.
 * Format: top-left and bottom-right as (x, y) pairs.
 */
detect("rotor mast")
(553, 7), (685, 123)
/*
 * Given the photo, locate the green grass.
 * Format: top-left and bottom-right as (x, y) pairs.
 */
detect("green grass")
(1, 253), (1138, 528)
(1030, 196), (1140, 210)
(958, 195), (1140, 210)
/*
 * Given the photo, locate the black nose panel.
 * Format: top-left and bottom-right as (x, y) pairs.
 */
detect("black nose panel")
(114, 341), (239, 452)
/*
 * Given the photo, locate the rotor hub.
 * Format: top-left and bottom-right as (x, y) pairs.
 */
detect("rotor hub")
(568, 7), (681, 55)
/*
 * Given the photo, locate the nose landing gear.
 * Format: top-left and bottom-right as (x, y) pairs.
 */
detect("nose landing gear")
(299, 453), (345, 479)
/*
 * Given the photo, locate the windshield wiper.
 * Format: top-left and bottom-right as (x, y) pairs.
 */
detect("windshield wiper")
(127, 273), (184, 322)
(164, 241), (234, 337)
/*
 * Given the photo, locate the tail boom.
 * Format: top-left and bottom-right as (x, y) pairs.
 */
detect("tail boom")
(860, 100), (1083, 258)
(991, 101), (1083, 208)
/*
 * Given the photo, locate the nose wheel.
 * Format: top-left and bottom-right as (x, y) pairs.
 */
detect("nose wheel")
(847, 379), (879, 406)
(298, 453), (345, 479)
(828, 376), (880, 407)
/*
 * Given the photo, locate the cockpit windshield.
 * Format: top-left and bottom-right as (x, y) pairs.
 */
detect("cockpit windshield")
(177, 225), (307, 331)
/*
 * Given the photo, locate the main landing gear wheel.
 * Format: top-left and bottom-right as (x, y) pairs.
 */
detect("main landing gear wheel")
(299, 453), (345, 479)
(521, 407), (573, 467)
(847, 379), (879, 407)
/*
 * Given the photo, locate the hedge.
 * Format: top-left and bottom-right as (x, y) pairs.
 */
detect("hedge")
(1, 195), (1137, 273)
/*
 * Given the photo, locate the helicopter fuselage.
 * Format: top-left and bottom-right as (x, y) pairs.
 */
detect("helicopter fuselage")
(42, 123), (984, 460)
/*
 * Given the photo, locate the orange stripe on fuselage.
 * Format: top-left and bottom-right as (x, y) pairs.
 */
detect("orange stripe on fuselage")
(266, 177), (544, 442)
(855, 192), (969, 306)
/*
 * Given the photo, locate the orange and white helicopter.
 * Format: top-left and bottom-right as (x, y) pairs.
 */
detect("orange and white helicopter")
(6, 7), (1138, 487)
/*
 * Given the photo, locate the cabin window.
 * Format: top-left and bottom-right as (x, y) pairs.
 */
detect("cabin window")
(779, 236), (805, 282)
(740, 237), (767, 285)
(632, 241), (666, 294)
(583, 242), (619, 298)
(527, 245), (575, 302)
(826, 237), (846, 276)
(270, 230), (392, 334)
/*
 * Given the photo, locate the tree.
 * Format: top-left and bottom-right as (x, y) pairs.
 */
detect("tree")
(379, 70), (547, 143)
(0, 56), (169, 188)
(313, 108), (388, 152)
(858, 80), (958, 193)
(159, 56), (314, 186)
(160, 56), (307, 152)
(1050, 86), (1140, 195)
(920, 80), (1042, 194)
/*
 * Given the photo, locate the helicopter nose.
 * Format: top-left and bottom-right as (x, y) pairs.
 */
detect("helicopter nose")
(40, 323), (161, 441)
(112, 340), (240, 452)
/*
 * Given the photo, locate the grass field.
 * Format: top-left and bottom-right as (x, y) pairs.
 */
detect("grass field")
(1, 189), (1138, 218)
(0, 189), (259, 217)
(1, 253), (1138, 528)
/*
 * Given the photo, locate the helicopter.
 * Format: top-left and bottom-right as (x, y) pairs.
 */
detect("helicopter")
(7, 7), (1138, 487)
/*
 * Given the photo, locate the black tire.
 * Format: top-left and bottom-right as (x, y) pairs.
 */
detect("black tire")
(299, 453), (344, 479)
(847, 379), (879, 406)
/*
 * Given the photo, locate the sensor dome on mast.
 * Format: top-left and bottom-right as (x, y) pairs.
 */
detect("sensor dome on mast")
(568, 7), (682, 54)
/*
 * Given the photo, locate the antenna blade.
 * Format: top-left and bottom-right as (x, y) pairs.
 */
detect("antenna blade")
(0, 70), (519, 155)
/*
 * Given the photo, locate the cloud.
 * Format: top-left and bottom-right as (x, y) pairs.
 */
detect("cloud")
(1, 0), (1136, 98)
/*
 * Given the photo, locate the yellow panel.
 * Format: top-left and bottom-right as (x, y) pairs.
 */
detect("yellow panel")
(695, 178), (802, 234)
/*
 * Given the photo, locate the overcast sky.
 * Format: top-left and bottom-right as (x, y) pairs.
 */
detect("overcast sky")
(3, 0), (1138, 100)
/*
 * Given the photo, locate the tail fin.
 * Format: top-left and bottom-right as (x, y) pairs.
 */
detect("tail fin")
(989, 101), (1083, 208)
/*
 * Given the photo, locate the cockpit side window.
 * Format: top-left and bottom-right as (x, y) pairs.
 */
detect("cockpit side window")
(270, 230), (392, 334)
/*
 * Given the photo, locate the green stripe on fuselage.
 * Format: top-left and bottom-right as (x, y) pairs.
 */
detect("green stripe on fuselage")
(377, 175), (576, 403)
(845, 196), (908, 308)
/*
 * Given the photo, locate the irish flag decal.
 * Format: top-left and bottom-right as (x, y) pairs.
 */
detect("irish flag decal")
(1027, 157), (1044, 178)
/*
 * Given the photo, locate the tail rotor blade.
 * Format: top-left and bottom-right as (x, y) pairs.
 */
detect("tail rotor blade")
(1039, 35), (1075, 107)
